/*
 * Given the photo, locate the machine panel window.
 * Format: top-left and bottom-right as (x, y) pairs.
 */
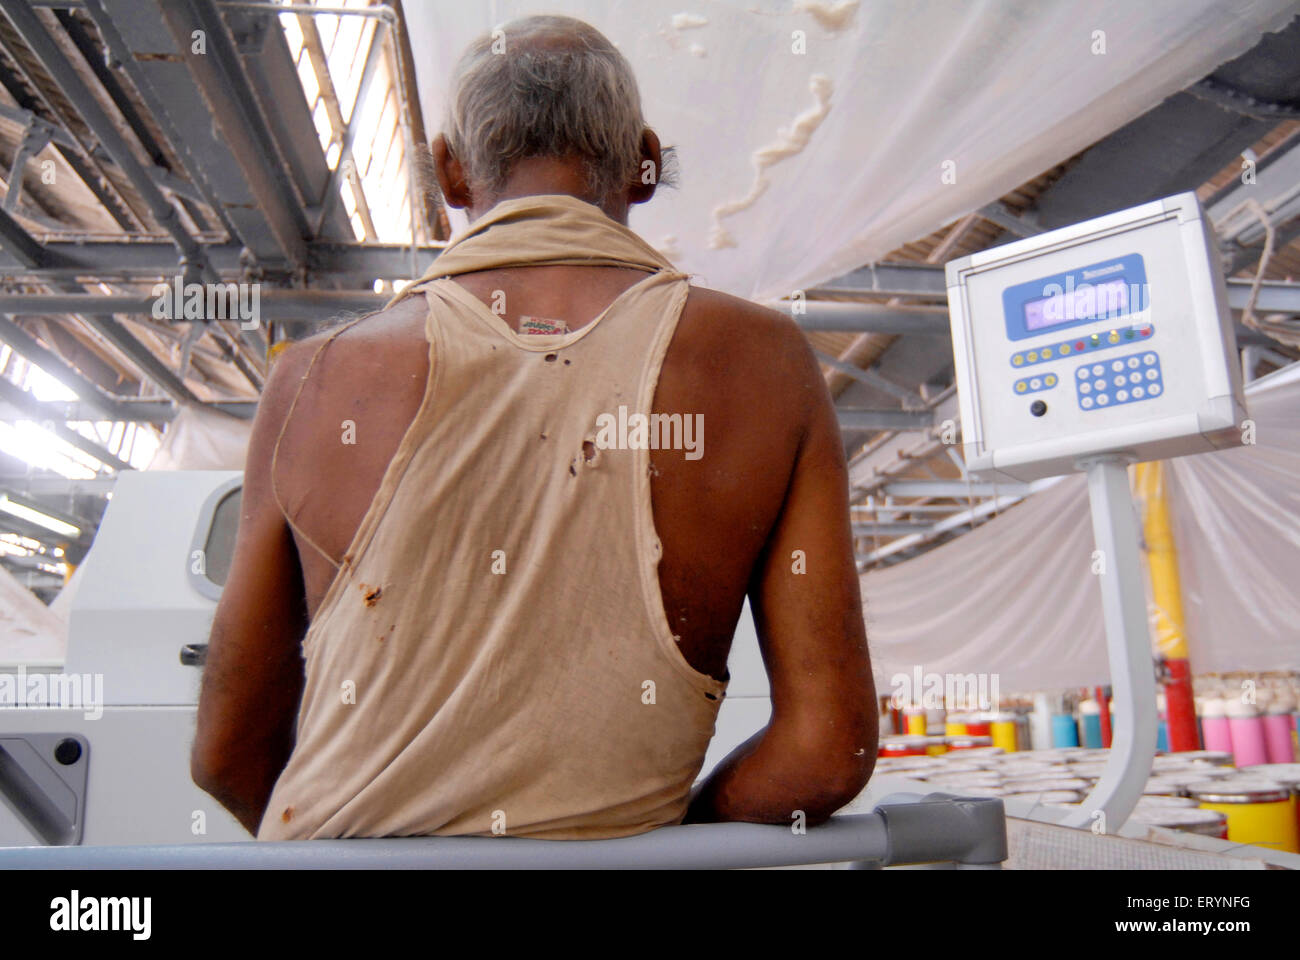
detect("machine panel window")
(201, 488), (242, 588)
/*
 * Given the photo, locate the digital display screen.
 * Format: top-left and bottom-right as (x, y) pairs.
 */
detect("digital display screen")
(1024, 278), (1130, 331)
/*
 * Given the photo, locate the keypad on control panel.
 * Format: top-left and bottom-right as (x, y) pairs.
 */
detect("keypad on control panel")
(1075, 350), (1162, 411)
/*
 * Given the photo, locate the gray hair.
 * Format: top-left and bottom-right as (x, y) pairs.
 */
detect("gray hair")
(442, 15), (672, 205)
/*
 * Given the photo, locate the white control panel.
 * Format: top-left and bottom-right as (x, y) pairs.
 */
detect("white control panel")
(945, 192), (1247, 482)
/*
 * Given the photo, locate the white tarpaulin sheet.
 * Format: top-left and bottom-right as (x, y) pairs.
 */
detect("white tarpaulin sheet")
(862, 368), (1300, 693)
(1170, 366), (1300, 674)
(0, 564), (66, 664)
(404, 0), (1298, 300)
(146, 405), (252, 471)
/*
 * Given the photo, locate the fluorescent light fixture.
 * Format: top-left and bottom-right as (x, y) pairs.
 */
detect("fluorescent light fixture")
(0, 496), (79, 538)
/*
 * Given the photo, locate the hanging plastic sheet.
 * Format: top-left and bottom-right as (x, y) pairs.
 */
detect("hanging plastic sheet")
(1168, 365), (1300, 674)
(0, 564), (66, 664)
(146, 405), (252, 472)
(403, 0), (1298, 300)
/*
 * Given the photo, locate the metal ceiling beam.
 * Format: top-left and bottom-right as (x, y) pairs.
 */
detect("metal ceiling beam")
(84, 0), (277, 262)
(1230, 281), (1300, 314)
(225, 4), (353, 240)
(852, 503), (964, 515)
(0, 283), (202, 413)
(62, 0), (267, 374)
(0, 509), (86, 548)
(858, 476), (1065, 568)
(0, 553), (67, 572)
(0, 376), (133, 471)
(809, 262), (947, 298)
(1188, 76), (1300, 120)
(851, 522), (932, 536)
(156, 0), (309, 267)
(0, 205), (45, 267)
(882, 480), (1032, 498)
(814, 262), (1300, 312)
(1229, 216), (1300, 276)
(0, 241), (444, 280)
(773, 301), (951, 335)
(0, 315), (137, 419)
(0, 0), (220, 283)
(296, 10), (381, 239)
(0, 398), (255, 422)
(77, 315), (199, 405)
(0, 474), (116, 495)
(835, 408), (934, 430)
(0, 290), (387, 318)
(51, 8), (210, 234)
(2, 9), (259, 400)
(809, 262), (1300, 319)
(846, 389), (960, 492)
(0, 566), (64, 592)
(0, 48), (141, 232)
(1, 485), (99, 535)
(978, 202), (1043, 238)
(812, 349), (925, 407)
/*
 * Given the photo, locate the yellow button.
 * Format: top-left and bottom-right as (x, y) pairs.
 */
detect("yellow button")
(1040, 346), (1053, 359)
(1015, 381), (1027, 393)
(1027, 351), (1038, 362)
(1108, 331), (1120, 344)
(1045, 374), (1057, 386)
(1059, 343), (1071, 354)
(1012, 354), (1024, 366)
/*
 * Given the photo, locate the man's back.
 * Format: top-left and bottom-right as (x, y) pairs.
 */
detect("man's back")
(198, 239), (874, 835)
(270, 264), (826, 685)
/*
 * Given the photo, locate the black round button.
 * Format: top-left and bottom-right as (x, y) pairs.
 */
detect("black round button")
(53, 738), (82, 765)
(1030, 400), (1048, 417)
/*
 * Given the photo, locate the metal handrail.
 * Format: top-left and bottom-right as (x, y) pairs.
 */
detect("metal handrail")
(0, 796), (1006, 870)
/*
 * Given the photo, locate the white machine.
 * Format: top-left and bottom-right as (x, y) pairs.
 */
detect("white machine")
(946, 191), (1247, 484)
(944, 192), (1248, 832)
(0, 471), (247, 846)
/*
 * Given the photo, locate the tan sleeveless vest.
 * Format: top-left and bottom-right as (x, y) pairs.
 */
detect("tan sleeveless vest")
(258, 195), (727, 841)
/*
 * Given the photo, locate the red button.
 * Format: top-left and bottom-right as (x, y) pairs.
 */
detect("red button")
(1075, 341), (1086, 350)
(1140, 327), (1152, 337)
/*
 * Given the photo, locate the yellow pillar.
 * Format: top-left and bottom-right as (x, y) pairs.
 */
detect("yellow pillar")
(1135, 462), (1188, 659)
(1135, 461), (1197, 750)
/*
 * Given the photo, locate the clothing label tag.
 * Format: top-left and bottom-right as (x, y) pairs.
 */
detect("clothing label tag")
(519, 315), (568, 335)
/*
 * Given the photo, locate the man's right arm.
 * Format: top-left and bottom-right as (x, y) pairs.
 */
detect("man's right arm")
(686, 326), (877, 825)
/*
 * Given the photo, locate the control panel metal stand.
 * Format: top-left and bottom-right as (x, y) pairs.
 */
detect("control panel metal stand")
(1054, 454), (1157, 831)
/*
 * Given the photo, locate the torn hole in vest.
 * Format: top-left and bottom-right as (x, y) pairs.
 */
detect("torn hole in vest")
(581, 438), (600, 467)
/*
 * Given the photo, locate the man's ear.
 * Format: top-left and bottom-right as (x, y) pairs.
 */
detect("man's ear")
(431, 134), (473, 209)
(627, 128), (662, 206)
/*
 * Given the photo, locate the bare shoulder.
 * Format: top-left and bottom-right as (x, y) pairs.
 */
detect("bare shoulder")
(251, 296), (429, 454)
(676, 283), (825, 426)
(680, 284), (806, 345)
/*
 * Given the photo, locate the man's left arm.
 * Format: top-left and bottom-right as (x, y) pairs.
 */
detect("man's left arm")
(191, 345), (313, 835)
